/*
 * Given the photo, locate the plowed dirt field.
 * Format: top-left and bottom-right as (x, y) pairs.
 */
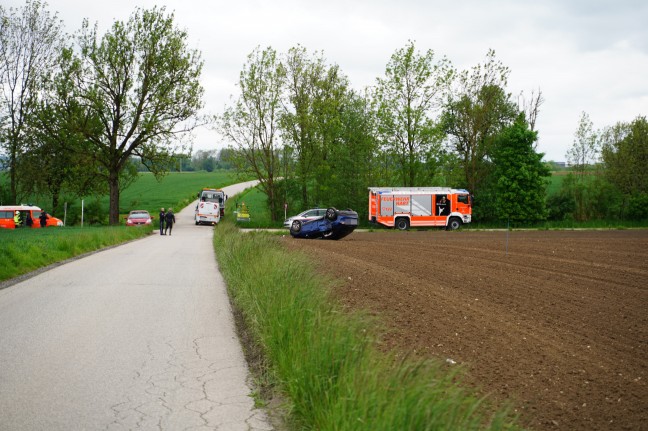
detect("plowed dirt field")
(282, 230), (648, 431)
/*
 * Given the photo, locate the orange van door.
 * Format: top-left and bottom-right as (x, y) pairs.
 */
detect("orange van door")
(0, 210), (16, 229)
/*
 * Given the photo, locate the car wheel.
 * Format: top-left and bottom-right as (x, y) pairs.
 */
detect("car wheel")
(325, 208), (337, 221)
(290, 220), (302, 233)
(447, 217), (462, 230)
(395, 217), (409, 230)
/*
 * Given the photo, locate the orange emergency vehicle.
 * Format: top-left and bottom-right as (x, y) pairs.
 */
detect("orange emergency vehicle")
(368, 187), (472, 230)
(0, 205), (64, 229)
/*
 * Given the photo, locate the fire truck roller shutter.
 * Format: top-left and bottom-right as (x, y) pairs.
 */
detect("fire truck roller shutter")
(411, 195), (432, 216)
(394, 195), (410, 213)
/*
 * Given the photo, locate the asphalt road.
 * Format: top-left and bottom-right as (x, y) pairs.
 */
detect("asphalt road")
(0, 180), (271, 431)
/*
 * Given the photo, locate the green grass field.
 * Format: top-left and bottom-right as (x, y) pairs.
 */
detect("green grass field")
(115, 170), (242, 215)
(545, 172), (565, 195)
(230, 185), (282, 228)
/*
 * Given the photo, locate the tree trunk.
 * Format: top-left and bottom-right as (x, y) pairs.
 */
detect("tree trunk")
(10, 148), (18, 205)
(52, 194), (60, 217)
(108, 172), (120, 225)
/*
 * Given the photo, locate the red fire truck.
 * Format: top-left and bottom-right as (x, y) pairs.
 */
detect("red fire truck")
(368, 187), (472, 230)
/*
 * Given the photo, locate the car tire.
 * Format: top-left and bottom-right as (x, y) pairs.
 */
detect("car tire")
(290, 220), (302, 233)
(395, 217), (409, 230)
(447, 217), (462, 230)
(325, 208), (338, 221)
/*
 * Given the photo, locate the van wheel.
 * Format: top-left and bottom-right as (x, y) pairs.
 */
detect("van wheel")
(325, 208), (338, 221)
(290, 220), (302, 233)
(447, 218), (462, 230)
(395, 218), (409, 230)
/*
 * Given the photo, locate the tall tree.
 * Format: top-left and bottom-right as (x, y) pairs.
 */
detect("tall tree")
(442, 49), (518, 195)
(0, 0), (65, 204)
(75, 7), (205, 224)
(567, 111), (599, 176)
(21, 46), (104, 214)
(321, 90), (379, 219)
(564, 112), (600, 220)
(518, 88), (544, 133)
(375, 41), (453, 186)
(280, 46), (327, 207)
(219, 46), (285, 220)
(601, 116), (648, 217)
(491, 115), (550, 223)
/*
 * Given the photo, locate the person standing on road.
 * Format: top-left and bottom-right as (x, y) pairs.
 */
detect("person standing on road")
(39, 211), (48, 228)
(159, 208), (166, 235)
(164, 208), (175, 236)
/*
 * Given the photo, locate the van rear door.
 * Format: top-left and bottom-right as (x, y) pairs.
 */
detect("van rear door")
(0, 210), (16, 229)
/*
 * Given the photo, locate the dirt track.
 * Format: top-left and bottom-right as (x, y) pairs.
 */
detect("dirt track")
(282, 230), (648, 431)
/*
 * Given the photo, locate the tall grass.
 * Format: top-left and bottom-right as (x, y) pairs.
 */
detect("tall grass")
(213, 221), (520, 430)
(0, 226), (151, 282)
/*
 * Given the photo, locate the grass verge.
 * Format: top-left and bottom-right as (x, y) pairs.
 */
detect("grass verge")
(0, 226), (152, 283)
(213, 220), (521, 430)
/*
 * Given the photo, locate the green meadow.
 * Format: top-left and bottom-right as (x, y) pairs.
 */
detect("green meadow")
(114, 170), (242, 215)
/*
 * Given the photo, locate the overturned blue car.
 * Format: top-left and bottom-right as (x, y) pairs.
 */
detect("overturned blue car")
(289, 207), (358, 240)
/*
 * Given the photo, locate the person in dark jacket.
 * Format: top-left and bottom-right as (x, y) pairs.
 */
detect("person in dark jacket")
(159, 208), (166, 235)
(164, 208), (176, 236)
(26, 213), (33, 227)
(39, 211), (48, 228)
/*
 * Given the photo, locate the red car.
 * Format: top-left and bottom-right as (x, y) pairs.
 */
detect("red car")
(125, 210), (153, 226)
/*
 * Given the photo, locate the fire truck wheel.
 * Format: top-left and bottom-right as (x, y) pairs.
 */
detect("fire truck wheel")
(290, 220), (302, 233)
(325, 208), (338, 221)
(447, 217), (462, 230)
(395, 217), (410, 230)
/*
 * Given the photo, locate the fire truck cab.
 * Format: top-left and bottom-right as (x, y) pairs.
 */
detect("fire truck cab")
(368, 187), (472, 230)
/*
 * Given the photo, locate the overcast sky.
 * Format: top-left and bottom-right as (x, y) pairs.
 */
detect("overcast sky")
(5, 0), (648, 161)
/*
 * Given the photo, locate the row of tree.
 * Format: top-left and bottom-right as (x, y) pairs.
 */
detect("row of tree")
(1, 1), (205, 222)
(220, 41), (647, 223)
(218, 43), (550, 223)
(2, 1), (644, 225)
(554, 113), (648, 221)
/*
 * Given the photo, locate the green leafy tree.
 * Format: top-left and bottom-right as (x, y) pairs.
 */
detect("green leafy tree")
(219, 46), (285, 220)
(442, 50), (518, 195)
(280, 46), (344, 207)
(567, 112), (599, 176)
(564, 112), (600, 220)
(75, 7), (205, 224)
(375, 41), (453, 186)
(20, 46), (105, 215)
(0, 0), (65, 204)
(192, 149), (218, 172)
(317, 90), (379, 219)
(491, 115), (550, 223)
(601, 116), (648, 218)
